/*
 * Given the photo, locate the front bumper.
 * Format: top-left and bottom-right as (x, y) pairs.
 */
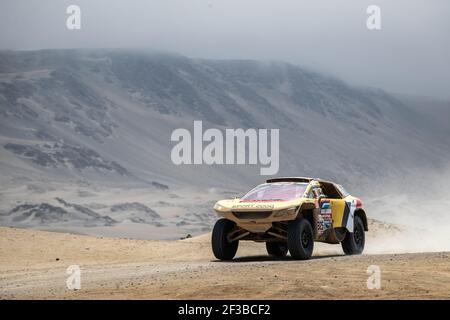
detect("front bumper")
(216, 207), (297, 233)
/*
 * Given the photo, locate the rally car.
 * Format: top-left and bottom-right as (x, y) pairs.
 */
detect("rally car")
(211, 177), (368, 260)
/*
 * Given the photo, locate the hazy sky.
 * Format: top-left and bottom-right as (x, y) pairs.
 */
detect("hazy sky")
(0, 0), (449, 99)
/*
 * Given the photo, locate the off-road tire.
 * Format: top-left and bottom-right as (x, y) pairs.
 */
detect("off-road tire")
(287, 218), (314, 260)
(341, 215), (365, 255)
(266, 242), (288, 257)
(211, 219), (239, 260)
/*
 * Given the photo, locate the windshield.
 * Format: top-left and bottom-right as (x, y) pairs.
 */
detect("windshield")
(241, 182), (308, 201)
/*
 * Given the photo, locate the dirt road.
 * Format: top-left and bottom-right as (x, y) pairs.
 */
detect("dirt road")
(1, 226), (449, 299)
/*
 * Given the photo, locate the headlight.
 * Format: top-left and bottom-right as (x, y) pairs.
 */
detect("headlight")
(214, 203), (226, 211)
(273, 207), (296, 217)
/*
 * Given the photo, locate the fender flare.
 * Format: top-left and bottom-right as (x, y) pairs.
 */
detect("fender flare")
(297, 202), (317, 237)
(354, 208), (368, 231)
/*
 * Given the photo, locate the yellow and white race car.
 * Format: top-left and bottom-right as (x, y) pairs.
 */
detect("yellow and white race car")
(211, 177), (368, 260)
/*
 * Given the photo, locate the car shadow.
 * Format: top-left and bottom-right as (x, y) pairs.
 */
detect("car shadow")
(212, 254), (345, 263)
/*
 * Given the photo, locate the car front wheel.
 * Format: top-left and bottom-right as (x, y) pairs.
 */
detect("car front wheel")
(287, 218), (314, 260)
(211, 219), (239, 260)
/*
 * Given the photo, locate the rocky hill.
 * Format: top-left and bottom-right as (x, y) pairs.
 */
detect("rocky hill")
(0, 49), (449, 231)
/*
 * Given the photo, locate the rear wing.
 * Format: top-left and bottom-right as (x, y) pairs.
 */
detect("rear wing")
(266, 177), (315, 183)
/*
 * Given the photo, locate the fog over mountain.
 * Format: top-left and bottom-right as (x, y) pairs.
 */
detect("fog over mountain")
(2, 1), (449, 100)
(0, 49), (449, 238)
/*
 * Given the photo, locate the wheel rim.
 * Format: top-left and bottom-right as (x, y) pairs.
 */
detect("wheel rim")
(279, 243), (287, 253)
(301, 230), (310, 247)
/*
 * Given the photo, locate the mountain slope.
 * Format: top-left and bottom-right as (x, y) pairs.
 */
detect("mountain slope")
(1, 49), (449, 232)
(1, 49), (449, 189)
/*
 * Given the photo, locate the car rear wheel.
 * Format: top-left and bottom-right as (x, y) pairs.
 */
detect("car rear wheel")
(266, 242), (288, 257)
(211, 219), (239, 260)
(287, 218), (314, 260)
(341, 215), (365, 255)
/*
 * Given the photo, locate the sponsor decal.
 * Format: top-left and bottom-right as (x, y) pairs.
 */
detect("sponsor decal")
(321, 202), (330, 209)
(344, 199), (357, 232)
(318, 200), (333, 237)
(231, 203), (274, 210)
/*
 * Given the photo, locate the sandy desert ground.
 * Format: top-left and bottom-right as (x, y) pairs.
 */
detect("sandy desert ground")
(1, 222), (450, 300)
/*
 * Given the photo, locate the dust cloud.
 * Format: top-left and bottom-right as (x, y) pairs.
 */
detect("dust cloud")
(361, 166), (450, 254)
